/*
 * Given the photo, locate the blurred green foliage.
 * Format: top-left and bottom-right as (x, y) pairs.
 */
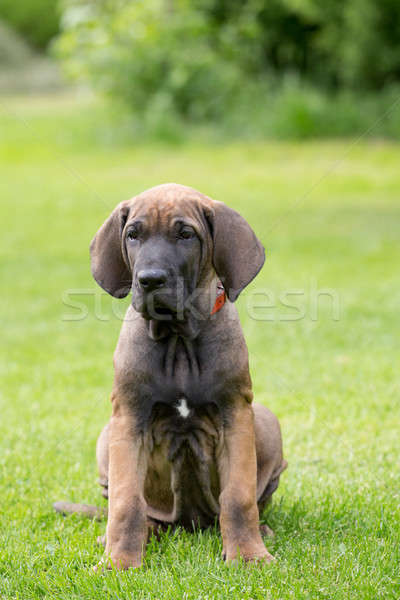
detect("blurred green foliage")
(55, 0), (400, 134)
(0, 0), (60, 50)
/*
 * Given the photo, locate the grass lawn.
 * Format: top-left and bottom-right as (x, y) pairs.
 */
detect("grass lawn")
(0, 94), (399, 599)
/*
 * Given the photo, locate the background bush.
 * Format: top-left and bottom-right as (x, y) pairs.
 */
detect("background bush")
(0, 0), (60, 50)
(55, 0), (400, 136)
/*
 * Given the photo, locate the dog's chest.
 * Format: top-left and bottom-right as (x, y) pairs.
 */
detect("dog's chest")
(146, 335), (225, 460)
(136, 335), (226, 418)
(116, 326), (247, 431)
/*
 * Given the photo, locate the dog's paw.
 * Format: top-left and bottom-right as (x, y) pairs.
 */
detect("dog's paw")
(223, 542), (275, 565)
(226, 551), (275, 565)
(247, 550), (275, 564)
(93, 553), (142, 572)
(259, 524), (275, 538)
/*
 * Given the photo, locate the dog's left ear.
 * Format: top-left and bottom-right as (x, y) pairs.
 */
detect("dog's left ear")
(90, 201), (132, 298)
(208, 200), (265, 301)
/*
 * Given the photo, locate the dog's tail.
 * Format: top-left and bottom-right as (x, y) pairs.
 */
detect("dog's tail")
(53, 501), (107, 520)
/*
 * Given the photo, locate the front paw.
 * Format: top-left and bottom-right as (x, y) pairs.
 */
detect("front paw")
(223, 542), (275, 564)
(93, 552), (142, 572)
(259, 523), (275, 538)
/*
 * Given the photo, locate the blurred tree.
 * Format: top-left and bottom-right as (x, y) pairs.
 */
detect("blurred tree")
(0, 0), (60, 50)
(55, 0), (400, 124)
(56, 0), (248, 120)
(340, 0), (400, 89)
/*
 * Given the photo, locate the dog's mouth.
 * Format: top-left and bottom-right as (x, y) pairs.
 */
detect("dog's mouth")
(134, 294), (180, 321)
(151, 305), (177, 320)
(133, 289), (205, 340)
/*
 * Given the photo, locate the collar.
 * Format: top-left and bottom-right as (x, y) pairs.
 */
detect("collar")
(211, 282), (226, 315)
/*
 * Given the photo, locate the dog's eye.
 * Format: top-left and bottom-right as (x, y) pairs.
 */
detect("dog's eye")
(127, 228), (139, 241)
(179, 227), (195, 240)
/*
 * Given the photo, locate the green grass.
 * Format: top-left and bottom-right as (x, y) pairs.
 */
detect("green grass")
(0, 94), (399, 599)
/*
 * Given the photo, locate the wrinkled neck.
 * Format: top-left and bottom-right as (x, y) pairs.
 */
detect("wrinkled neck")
(163, 334), (200, 381)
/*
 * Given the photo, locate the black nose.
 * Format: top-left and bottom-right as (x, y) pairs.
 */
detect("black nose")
(137, 269), (168, 291)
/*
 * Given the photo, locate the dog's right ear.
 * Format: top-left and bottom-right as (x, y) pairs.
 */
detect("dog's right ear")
(90, 201), (132, 298)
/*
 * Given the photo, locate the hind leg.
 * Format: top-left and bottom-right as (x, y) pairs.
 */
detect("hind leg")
(253, 403), (287, 531)
(95, 423), (109, 547)
(96, 423), (109, 499)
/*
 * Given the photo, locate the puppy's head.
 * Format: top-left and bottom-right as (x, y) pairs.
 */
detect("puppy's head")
(90, 183), (265, 322)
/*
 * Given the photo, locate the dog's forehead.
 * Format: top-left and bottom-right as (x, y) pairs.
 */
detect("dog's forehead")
(128, 183), (212, 222)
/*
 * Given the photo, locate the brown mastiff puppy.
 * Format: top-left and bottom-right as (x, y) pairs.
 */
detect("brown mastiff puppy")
(61, 183), (287, 570)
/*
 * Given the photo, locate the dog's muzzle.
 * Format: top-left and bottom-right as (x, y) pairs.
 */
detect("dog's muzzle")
(137, 269), (168, 292)
(134, 271), (180, 320)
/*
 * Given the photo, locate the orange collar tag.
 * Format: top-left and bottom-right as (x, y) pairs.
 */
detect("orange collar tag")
(211, 283), (226, 315)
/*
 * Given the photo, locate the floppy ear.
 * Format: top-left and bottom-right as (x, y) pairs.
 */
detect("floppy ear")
(90, 201), (132, 298)
(209, 201), (265, 301)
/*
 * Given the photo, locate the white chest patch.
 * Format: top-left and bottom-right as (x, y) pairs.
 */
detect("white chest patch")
(176, 397), (190, 418)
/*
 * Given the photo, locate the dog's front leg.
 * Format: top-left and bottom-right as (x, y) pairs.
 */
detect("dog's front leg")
(218, 399), (274, 564)
(98, 400), (148, 571)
